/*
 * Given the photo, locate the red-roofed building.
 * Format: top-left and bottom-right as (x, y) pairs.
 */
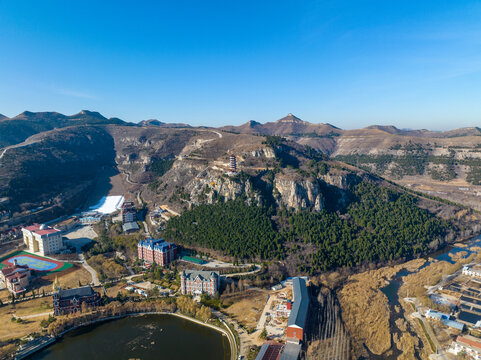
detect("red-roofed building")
(22, 224), (62, 256)
(255, 341), (284, 360)
(0, 260), (31, 295)
(449, 335), (481, 359)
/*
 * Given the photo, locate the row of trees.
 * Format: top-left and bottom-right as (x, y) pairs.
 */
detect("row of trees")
(47, 296), (212, 336)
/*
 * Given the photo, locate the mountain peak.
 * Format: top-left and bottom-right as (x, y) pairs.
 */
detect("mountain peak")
(75, 110), (106, 119)
(277, 113), (306, 124)
(247, 120), (261, 127)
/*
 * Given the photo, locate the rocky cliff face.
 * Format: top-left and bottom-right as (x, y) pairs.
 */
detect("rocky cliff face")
(274, 176), (324, 211)
(183, 170), (262, 206)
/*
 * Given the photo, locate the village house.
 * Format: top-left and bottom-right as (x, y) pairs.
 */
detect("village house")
(448, 335), (481, 359)
(0, 260), (32, 295)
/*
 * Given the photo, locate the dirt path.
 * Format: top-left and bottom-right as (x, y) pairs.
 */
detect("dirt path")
(0, 136), (41, 162)
(15, 311), (54, 320)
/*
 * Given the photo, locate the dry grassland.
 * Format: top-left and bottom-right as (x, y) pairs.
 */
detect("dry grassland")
(222, 289), (268, 329)
(0, 297), (51, 341)
(338, 259), (425, 356)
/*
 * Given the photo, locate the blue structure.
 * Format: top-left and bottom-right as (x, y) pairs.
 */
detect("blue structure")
(426, 310), (465, 331)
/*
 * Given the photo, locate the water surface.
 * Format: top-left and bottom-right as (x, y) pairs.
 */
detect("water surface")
(30, 314), (231, 360)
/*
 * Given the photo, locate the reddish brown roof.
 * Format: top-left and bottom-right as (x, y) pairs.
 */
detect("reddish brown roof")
(458, 336), (481, 351)
(23, 224), (42, 231)
(258, 341), (284, 360)
(1, 264), (29, 276)
(36, 228), (60, 235)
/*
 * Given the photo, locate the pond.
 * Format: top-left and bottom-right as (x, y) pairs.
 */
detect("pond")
(29, 314), (231, 360)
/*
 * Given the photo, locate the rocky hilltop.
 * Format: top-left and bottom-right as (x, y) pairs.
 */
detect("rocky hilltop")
(2, 110), (481, 221)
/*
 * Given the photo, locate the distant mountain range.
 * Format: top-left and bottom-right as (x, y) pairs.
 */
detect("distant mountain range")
(221, 112), (481, 139)
(2, 110), (480, 146)
(138, 119), (191, 128)
(0, 110), (127, 147)
(221, 113), (341, 136)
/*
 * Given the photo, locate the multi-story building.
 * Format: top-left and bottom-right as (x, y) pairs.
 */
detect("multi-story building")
(121, 201), (136, 224)
(180, 270), (219, 296)
(229, 155), (237, 172)
(137, 238), (177, 267)
(22, 224), (62, 256)
(53, 285), (101, 315)
(0, 260), (31, 295)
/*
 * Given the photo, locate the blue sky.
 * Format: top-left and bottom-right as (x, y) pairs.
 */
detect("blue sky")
(0, 1), (480, 129)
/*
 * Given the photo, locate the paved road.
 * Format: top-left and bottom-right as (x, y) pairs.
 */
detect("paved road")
(212, 309), (245, 358)
(412, 311), (448, 359)
(256, 294), (273, 331)
(79, 252), (100, 286)
(224, 264), (262, 277)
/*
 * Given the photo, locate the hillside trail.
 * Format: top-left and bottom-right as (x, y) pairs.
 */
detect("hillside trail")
(0, 132), (48, 162)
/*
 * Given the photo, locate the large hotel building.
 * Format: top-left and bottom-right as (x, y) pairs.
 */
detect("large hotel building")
(137, 238), (177, 266)
(22, 224), (62, 256)
(180, 270), (219, 296)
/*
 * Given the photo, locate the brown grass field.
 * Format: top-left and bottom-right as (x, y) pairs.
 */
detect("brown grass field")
(0, 297), (53, 341)
(338, 259), (425, 356)
(222, 289), (268, 329)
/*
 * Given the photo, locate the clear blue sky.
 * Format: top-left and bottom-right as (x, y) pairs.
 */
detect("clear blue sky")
(0, 1), (480, 129)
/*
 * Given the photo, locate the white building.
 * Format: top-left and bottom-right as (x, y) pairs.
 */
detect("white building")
(448, 335), (481, 359)
(22, 224), (62, 256)
(463, 266), (481, 278)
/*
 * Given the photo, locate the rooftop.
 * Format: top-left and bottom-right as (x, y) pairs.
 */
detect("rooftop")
(279, 342), (301, 360)
(123, 222), (140, 232)
(23, 224), (60, 236)
(287, 277), (309, 329)
(181, 269), (219, 281)
(1, 263), (29, 276)
(139, 238), (175, 251)
(57, 285), (96, 300)
(256, 341), (284, 360)
(457, 335), (481, 351)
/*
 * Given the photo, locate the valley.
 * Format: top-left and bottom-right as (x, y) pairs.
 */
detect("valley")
(1, 111), (481, 359)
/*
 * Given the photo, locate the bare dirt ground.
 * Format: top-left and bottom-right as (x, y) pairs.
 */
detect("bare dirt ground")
(222, 289), (268, 330)
(395, 175), (481, 211)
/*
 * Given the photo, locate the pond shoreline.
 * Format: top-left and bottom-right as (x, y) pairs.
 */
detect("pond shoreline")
(16, 311), (236, 360)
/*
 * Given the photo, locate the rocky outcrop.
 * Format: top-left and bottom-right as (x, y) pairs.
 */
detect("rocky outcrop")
(248, 147), (275, 158)
(183, 170), (262, 206)
(274, 176), (324, 211)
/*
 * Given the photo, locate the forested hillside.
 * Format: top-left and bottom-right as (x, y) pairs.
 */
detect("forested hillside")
(164, 199), (284, 260)
(163, 180), (451, 274)
(0, 126), (116, 211)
